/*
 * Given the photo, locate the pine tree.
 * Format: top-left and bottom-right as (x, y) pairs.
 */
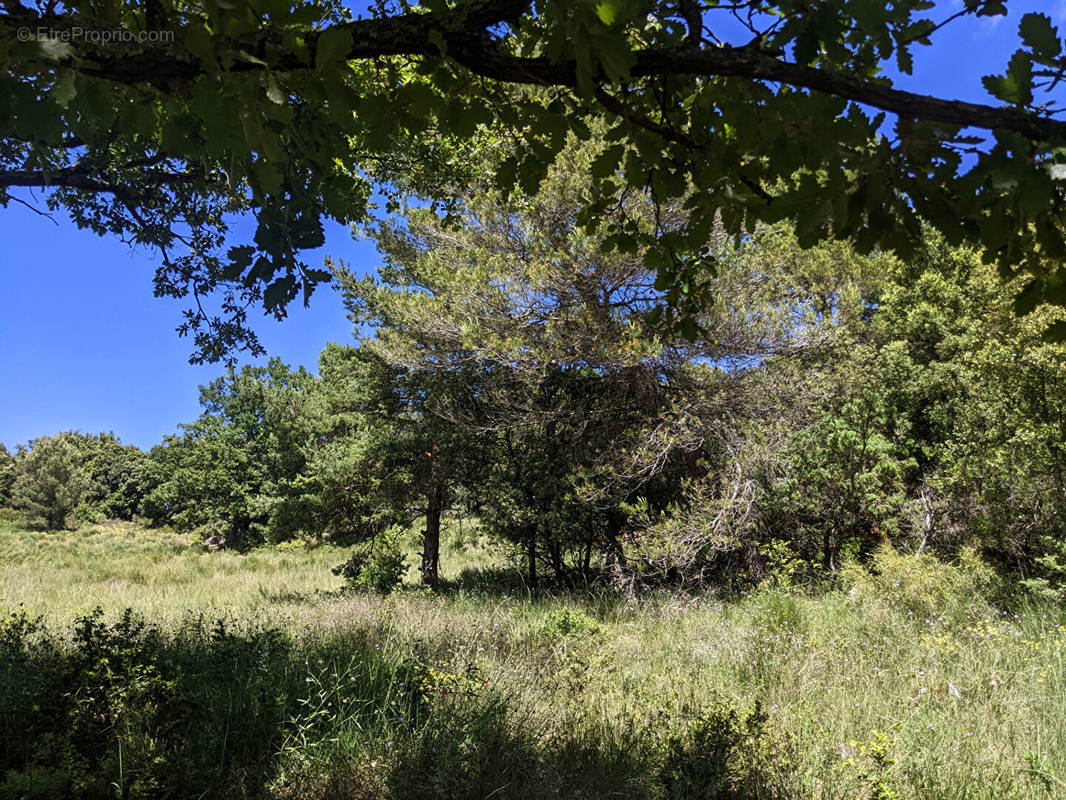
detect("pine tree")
(10, 433), (91, 530)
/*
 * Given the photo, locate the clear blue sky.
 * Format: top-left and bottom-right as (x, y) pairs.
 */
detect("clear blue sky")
(0, 210), (378, 450)
(0, 0), (1057, 450)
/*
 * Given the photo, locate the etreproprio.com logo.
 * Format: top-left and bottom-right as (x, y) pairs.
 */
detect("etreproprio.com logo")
(17, 27), (175, 44)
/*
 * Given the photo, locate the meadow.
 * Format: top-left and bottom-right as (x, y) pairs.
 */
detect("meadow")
(1, 519), (1065, 799)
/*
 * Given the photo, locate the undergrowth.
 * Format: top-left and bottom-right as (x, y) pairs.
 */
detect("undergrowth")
(1, 522), (1064, 798)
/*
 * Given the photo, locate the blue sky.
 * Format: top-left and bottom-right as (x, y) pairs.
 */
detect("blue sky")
(0, 0), (1059, 450)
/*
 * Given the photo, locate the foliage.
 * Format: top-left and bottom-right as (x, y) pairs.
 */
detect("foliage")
(3, 522), (1066, 798)
(9, 432), (92, 529)
(536, 608), (602, 641)
(3, 432), (150, 528)
(76, 432), (149, 522)
(0, 608), (421, 799)
(15, 216), (1055, 596)
(621, 229), (1066, 591)
(331, 534), (409, 595)
(11, 215), (1066, 596)
(657, 701), (781, 800)
(0, 444), (13, 507)
(140, 359), (318, 546)
(339, 135), (803, 587)
(5, 1), (1066, 358)
(840, 545), (998, 624)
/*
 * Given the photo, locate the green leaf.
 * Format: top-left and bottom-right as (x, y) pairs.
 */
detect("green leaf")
(895, 46), (914, 75)
(1014, 278), (1044, 315)
(1019, 13), (1061, 59)
(305, 268), (333, 283)
(249, 256), (276, 283)
(981, 51), (1034, 106)
(264, 276), (295, 307)
(975, 0), (1007, 17)
(595, 0), (621, 25)
(595, 34), (636, 82)
(52, 72), (77, 109)
(265, 76), (286, 105)
(401, 83), (439, 117)
(315, 28), (353, 73)
(1042, 321), (1066, 341)
(235, 50), (269, 67)
(494, 156), (518, 195)
(182, 26), (218, 71)
(591, 144), (625, 179)
(678, 317), (699, 341)
(223, 246), (255, 280)
(428, 29), (447, 56)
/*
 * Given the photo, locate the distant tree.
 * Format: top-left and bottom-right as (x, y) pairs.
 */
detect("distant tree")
(281, 343), (423, 549)
(629, 228), (1066, 590)
(307, 340), (492, 585)
(0, 444), (14, 506)
(142, 359), (316, 545)
(617, 224), (893, 588)
(10, 433), (91, 530)
(76, 433), (149, 521)
(863, 236), (1066, 592)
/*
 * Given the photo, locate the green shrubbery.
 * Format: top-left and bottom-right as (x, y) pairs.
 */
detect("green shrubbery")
(331, 537), (408, 595)
(657, 702), (784, 800)
(0, 609), (421, 799)
(4, 432), (147, 531)
(536, 607), (602, 640)
(0, 604), (797, 800)
(1, 523), (1065, 799)
(841, 545), (999, 624)
(6, 225), (1066, 599)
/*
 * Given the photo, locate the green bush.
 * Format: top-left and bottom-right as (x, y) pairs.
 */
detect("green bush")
(0, 609), (421, 799)
(332, 539), (408, 595)
(537, 607), (602, 640)
(840, 545), (996, 623)
(657, 701), (785, 800)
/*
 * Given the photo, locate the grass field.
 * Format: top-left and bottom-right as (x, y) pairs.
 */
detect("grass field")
(1, 519), (1065, 799)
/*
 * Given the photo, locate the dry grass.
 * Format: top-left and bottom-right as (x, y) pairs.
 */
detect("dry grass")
(2, 520), (1064, 798)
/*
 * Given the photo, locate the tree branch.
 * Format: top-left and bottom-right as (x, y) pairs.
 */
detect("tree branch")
(0, 165), (204, 200)
(7, 0), (1065, 144)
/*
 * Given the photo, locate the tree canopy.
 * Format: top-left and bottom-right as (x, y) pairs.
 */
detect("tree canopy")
(5, 0), (1066, 357)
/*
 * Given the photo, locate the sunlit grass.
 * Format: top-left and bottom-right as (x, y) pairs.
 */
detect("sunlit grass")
(0, 519), (345, 621)
(2, 520), (1064, 798)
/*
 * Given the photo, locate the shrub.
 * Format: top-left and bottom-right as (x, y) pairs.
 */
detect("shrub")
(537, 607), (602, 640)
(332, 538), (408, 595)
(657, 701), (786, 800)
(840, 545), (996, 624)
(0, 609), (421, 799)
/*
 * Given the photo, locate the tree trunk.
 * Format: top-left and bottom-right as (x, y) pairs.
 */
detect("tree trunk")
(421, 487), (442, 587)
(527, 530), (538, 593)
(822, 529), (835, 572)
(420, 443), (443, 587)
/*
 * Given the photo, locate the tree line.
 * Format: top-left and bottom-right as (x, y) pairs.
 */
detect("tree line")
(4, 140), (1066, 597)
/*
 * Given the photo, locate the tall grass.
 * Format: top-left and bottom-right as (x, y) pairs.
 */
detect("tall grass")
(1, 521), (1064, 798)
(0, 520), (343, 622)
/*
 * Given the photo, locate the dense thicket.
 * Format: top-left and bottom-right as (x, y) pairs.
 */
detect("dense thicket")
(4, 152), (1066, 597)
(3, 432), (146, 530)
